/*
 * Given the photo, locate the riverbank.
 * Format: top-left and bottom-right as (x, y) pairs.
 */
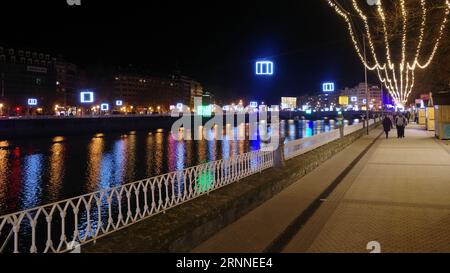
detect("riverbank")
(0, 111), (373, 139)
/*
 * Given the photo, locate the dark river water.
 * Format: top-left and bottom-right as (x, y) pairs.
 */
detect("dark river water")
(0, 119), (358, 216)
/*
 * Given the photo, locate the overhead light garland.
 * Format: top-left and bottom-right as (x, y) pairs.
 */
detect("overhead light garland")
(327, 0), (450, 107)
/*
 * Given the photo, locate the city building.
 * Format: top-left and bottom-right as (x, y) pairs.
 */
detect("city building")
(302, 93), (339, 111)
(55, 57), (82, 107)
(281, 97), (298, 110)
(189, 79), (204, 108)
(0, 44), (58, 114)
(0, 44), (203, 115)
(112, 71), (203, 112)
(339, 83), (383, 110)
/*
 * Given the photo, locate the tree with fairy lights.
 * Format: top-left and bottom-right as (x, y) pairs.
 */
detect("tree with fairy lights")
(327, 0), (450, 107)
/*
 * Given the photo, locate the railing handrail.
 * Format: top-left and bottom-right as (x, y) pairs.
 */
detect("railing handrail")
(284, 127), (342, 160)
(285, 127), (338, 147)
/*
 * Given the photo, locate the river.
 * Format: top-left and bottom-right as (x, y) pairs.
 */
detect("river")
(0, 119), (358, 216)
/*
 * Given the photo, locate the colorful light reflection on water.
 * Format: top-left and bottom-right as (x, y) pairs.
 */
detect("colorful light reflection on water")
(0, 119), (356, 215)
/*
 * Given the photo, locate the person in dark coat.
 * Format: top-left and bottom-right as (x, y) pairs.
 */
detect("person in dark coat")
(395, 113), (408, 138)
(406, 111), (411, 123)
(382, 115), (393, 139)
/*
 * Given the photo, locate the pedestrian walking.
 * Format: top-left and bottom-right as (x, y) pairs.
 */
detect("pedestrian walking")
(382, 115), (393, 139)
(406, 111), (411, 123)
(395, 113), (408, 138)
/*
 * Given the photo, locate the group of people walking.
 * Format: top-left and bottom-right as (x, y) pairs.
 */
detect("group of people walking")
(382, 112), (409, 139)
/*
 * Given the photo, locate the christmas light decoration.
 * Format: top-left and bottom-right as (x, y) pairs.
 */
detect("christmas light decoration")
(327, 0), (450, 107)
(323, 82), (335, 92)
(80, 91), (94, 103)
(100, 103), (109, 111)
(256, 61), (274, 75)
(27, 98), (38, 106)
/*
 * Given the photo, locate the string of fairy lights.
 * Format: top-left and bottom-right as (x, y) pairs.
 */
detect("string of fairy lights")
(327, 0), (450, 107)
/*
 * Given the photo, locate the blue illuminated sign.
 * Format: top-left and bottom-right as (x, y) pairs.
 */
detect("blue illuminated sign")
(116, 100), (123, 106)
(250, 101), (258, 108)
(176, 103), (183, 110)
(322, 82), (335, 92)
(101, 103), (109, 111)
(351, 96), (358, 102)
(80, 91), (94, 103)
(27, 98), (38, 106)
(256, 61), (274, 75)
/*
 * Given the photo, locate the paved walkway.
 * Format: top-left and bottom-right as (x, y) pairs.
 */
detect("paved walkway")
(193, 128), (383, 253)
(193, 126), (450, 253)
(284, 126), (450, 253)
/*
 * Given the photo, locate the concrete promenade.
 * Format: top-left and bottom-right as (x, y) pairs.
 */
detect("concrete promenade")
(193, 126), (450, 253)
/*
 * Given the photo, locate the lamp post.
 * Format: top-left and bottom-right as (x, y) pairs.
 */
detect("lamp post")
(363, 35), (370, 135)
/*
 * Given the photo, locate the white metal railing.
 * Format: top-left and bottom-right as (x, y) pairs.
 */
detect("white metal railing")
(344, 123), (364, 136)
(284, 129), (341, 160)
(0, 150), (274, 253)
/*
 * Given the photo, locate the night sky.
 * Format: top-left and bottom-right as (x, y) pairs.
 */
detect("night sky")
(0, 0), (379, 104)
